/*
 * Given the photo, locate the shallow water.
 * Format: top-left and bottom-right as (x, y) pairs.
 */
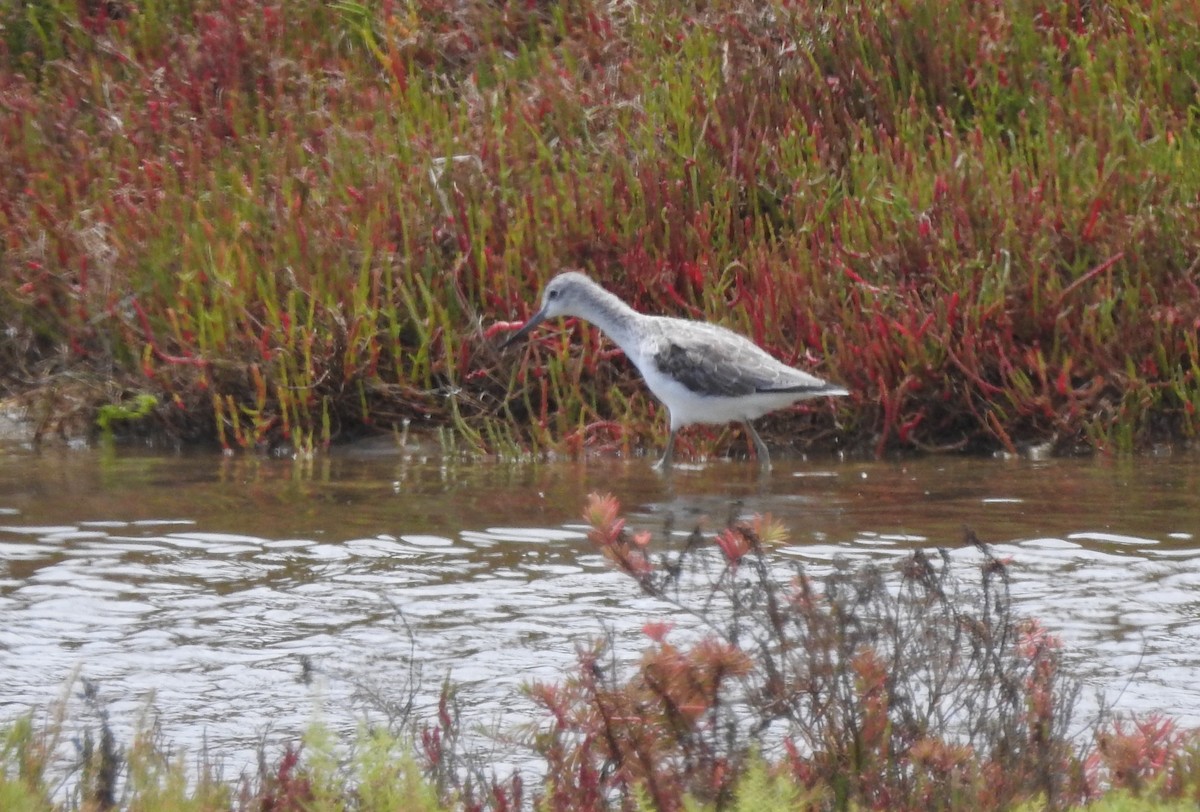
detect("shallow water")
(1, 442), (1198, 774)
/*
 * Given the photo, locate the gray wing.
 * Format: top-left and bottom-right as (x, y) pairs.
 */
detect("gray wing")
(650, 322), (834, 398)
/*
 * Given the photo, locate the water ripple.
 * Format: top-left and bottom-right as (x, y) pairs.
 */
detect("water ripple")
(1, 451), (1199, 773)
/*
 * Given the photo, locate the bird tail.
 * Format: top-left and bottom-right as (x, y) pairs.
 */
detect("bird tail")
(758, 383), (849, 397)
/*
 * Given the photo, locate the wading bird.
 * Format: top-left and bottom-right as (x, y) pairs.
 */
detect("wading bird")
(503, 271), (848, 470)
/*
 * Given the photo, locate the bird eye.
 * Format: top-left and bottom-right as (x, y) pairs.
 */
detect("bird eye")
(548, 289), (560, 300)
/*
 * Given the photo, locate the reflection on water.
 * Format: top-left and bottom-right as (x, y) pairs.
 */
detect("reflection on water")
(1, 443), (1198, 771)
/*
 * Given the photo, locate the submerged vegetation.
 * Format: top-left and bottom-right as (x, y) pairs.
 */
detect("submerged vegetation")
(2, 0), (1200, 457)
(3, 495), (1200, 811)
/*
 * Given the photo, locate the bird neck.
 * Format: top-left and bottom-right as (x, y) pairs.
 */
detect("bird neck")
(576, 284), (644, 355)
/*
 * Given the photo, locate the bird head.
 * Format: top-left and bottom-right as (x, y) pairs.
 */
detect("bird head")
(501, 271), (595, 347)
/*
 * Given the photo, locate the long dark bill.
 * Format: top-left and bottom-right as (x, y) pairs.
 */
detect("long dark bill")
(500, 308), (549, 349)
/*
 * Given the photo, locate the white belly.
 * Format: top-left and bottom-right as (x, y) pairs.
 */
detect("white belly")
(637, 362), (804, 430)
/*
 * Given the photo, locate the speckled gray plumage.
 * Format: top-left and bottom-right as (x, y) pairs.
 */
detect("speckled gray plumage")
(649, 321), (843, 398)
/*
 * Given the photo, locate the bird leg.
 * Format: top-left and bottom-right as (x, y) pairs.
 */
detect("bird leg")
(654, 429), (678, 471)
(744, 421), (772, 472)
